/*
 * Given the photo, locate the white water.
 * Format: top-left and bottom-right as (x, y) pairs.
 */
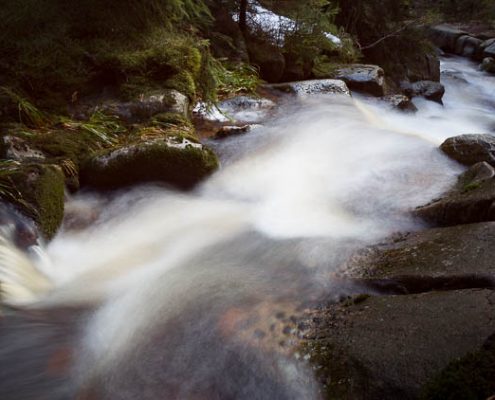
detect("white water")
(1, 57), (494, 399)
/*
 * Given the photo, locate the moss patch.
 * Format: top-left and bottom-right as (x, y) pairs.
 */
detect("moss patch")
(9, 164), (65, 239)
(420, 334), (495, 400)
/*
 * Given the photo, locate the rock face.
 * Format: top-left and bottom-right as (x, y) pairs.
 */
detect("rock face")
(402, 81), (445, 104)
(269, 79), (351, 96)
(80, 137), (219, 190)
(332, 64), (385, 97)
(406, 54), (441, 83)
(100, 90), (189, 123)
(440, 134), (495, 166)
(416, 162), (495, 227)
(429, 25), (467, 53)
(484, 40), (495, 58)
(303, 289), (495, 400)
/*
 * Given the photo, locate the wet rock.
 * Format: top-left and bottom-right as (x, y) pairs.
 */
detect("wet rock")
(454, 35), (483, 59)
(481, 57), (495, 74)
(402, 81), (445, 104)
(332, 64), (385, 97)
(214, 125), (251, 140)
(0, 135), (46, 162)
(415, 163), (495, 226)
(383, 95), (417, 113)
(440, 134), (495, 166)
(483, 40), (495, 59)
(441, 69), (469, 83)
(269, 79), (350, 96)
(302, 289), (495, 400)
(344, 221), (495, 280)
(8, 164), (65, 240)
(100, 90), (189, 123)
(406, 53), (441, 83)
(80, 137), (219, 191)
(429, 25), (467, 53)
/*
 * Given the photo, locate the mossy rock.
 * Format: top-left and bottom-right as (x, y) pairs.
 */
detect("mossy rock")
(80, 137), (219, 190)
(420, 334), (495, 400)
(9, 164), (65, 240)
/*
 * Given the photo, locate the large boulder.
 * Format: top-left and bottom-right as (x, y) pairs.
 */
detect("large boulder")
(402, 81), (445, 104)
(100, 90), (189, 123)
(80, 137), (219, 190)
(268, 79), (350, 96)
(440, 134), (495, 166)
(302, 289), (495, 400)
(415, 162), (495, 226)
(331, 64), (385, 97)
(429, 25), (467, 53)
(454, 35), (484, 59)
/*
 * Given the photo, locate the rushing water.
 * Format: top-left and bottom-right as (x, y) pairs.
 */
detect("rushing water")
(1, 57), (494, 399)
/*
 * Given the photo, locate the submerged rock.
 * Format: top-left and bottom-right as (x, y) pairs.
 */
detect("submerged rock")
(416, 162), (495, 226)
(80, 137), (219, 190)
(332, 64), (385, 97)
(440, 134), (495, 166)
(402, 81), (445, 104)
(302, 289), (495, 400)
(269, 79), (350, 96)
(481, 57), (495, 74)
(383, 95), (418, 113)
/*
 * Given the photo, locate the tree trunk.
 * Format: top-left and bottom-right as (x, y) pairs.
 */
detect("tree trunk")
(239, 0), (248, 33)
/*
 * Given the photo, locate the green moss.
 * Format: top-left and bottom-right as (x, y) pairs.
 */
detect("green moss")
(312, 56), (340, 79)
(9, 164), (65, 239)
(151, 112), (192, 129)
(419, 335), (495, 400)
(462, 181), (482, 193)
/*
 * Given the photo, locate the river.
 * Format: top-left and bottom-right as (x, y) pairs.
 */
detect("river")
(0, 56), (494, 399)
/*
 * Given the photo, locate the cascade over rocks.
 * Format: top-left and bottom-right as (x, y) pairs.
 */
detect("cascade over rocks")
(382, 95), (417, 113)
(440, 134), (495, 166)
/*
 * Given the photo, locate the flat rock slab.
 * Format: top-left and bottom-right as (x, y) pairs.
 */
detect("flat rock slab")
(303, 288), (495, 400)
(342, 222), (495, 280)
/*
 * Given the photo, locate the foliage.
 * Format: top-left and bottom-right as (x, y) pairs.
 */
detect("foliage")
(0, 0), (217, 112)
(0, 88), (51, 128)
(214, 61), (261, 96)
